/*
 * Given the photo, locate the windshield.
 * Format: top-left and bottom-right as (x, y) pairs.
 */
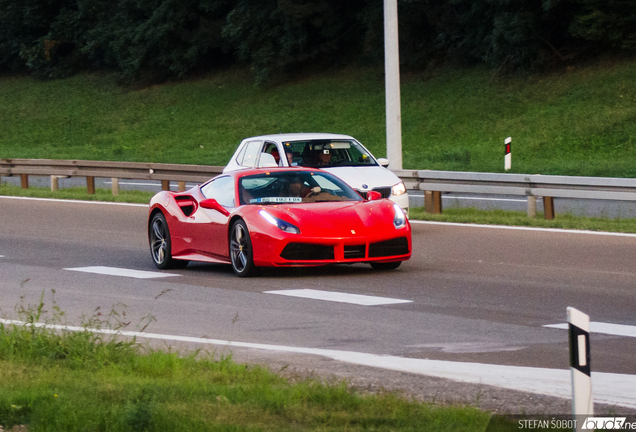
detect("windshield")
(239, 171), (364, 205)
(282, 139), (378, 168)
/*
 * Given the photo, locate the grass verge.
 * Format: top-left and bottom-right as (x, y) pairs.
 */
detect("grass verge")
(1, 57), (636, 176)
(409, 207), (636, 234)
(0, 183), (153, 204)
(0, 298), (492, 431)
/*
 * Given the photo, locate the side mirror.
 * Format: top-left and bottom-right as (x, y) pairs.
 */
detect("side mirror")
(258, 153), (278, 168)
(367, 190), (382, 201)
(377, 158), (389, 168)
(200, 198), (230, 216)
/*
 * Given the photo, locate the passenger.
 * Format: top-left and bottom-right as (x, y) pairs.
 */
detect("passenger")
(286, 151), (296, 166)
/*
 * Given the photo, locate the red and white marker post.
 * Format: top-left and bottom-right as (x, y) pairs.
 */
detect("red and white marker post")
(504, 137), (512, 171)
(568, 307), (593, 431)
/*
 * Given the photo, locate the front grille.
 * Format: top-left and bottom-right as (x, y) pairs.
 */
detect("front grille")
(368, 237), (409, 258)
(281, 243), (335, 261)
(373, 187), (391, 198)
(344, 245), (366, 259)
(356, 187), (391, 199)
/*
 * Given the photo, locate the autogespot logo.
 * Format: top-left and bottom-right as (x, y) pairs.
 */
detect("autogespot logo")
(582, 417), (629, 430)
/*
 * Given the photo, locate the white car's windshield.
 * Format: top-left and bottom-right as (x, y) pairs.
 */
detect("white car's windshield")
(239, 171), (364, 205)
(282, 139), (378, 168)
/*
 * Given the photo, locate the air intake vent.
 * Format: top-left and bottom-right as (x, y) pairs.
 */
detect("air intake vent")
(344, 245), (366, 259)
(175, 195), (197, 217)
(281, 243), (335, 261)
(368, 237), (409, 258)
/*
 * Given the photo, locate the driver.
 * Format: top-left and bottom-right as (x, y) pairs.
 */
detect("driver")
(288, 176), (311, 198)
(316, 150), (332, 165)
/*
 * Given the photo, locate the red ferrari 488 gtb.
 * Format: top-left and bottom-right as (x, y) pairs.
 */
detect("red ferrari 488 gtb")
(148, 168), (411, 277)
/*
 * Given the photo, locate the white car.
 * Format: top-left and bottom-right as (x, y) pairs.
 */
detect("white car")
(223, 133), (408, 214)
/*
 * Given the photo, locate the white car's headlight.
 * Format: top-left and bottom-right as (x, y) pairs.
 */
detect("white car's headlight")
(259, 210), (300, 234)
(391, 181), (407, 196)
(393, 204), (406, 229)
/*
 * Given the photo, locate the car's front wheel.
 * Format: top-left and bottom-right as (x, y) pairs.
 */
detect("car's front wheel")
(230, 219), (257, 277)
(149, 212), (188, 269)
(370, 261), (401, 270)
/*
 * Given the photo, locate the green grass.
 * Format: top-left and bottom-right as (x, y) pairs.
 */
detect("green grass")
(0, 183), (154, 204)
(410, 207), (636, 233)
(0, 299), (492, 431)
(1, 57), (636, 176)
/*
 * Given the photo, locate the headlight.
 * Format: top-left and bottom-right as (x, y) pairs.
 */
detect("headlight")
(391, 182), (406, 196)
(259, 210), (300, 234)
(393, 204), (406, 229)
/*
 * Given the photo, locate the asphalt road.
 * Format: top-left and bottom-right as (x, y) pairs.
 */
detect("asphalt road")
(1, 196), (636, 412)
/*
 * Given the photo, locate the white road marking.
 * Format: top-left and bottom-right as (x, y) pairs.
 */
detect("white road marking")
(264, 289), (412, 306)
(0, 255), (4, 258)
(544, 322), (636, 338)
(0, 195), (148, 207)
(64, 266), (180, 279)
(410, 220), (636, 238)
(1, 318), (635, 408)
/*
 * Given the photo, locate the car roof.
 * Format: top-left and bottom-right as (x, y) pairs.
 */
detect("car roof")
(233, 167), (324, 177)
(242, 133), (356, 142)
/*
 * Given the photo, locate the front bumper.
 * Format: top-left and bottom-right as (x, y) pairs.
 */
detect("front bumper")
(252, 232), (411, 267)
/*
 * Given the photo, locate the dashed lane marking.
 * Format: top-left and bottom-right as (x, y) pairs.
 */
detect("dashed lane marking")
(64, 266), (180, 279)
(1, 318), (635, 408)
(544, 321), (636, 338)
(264, 289), (412, 306)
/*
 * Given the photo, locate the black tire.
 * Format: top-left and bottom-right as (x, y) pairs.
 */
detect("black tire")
(229, 219), (257, 277)
(370, 261), (401, 270)
(149, 212), (188, 269)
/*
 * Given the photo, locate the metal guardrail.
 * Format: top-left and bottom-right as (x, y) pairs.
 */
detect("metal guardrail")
(0, 158), (224, 194)
(3, 159), (636, 219)
(394, 169), (636, 219)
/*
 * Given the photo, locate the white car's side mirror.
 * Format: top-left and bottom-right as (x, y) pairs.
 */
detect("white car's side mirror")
(377, 158), (389, 168)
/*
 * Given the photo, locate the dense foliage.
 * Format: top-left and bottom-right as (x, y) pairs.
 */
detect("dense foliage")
(1, 0), (635, 81)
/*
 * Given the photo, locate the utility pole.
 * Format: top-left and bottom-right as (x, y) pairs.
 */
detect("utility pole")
(384, 0), (402, 170)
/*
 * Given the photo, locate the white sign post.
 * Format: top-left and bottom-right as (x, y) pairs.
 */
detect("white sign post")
(504, 137), (512, 171)
(384, 0), (402, 170)
(568, 307), (593, 431)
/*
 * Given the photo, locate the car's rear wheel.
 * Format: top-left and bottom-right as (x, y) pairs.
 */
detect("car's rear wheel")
(370, 261), (401, 270)
(149, 212), (188, 269)
(230, 219), (257, 277)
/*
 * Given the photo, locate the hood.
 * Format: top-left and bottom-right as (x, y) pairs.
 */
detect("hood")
(321, 166), (401, 191)
(264, 201), (396, 237)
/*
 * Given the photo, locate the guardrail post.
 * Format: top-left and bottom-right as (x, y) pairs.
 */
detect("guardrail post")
(51, 176), (59, 192)
(543, 197), (555, 220)
(178, 181), (186, 192)
(20, 174), (28, 189)
(424, 191), (442, 214)
(527, 196), (537, 218)
(162, 180), (170, 191)
(86, 177), (95, 194)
